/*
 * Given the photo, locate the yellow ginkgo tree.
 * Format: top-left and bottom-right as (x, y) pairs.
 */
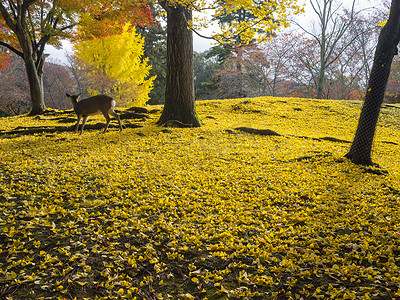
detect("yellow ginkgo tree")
(156, 0), (304, 127)
(74, 24), (155, 107)
(0, 0), (153, 115)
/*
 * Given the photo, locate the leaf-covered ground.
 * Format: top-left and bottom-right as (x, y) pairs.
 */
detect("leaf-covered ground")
(0, 97), (399, 300)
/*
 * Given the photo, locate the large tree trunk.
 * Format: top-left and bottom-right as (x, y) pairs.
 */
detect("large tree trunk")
(157, 4), (201, 127)
(345, 0), (400, 165)
(25, 57), (46, 115)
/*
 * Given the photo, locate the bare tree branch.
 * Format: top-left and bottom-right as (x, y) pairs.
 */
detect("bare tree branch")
(0, 41), (24, 57)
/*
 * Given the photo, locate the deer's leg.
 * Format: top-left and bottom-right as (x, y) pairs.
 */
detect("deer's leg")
(81, 116), (89, 134)
(102, 111), (111, 133)
(75, 115), (82, 132)
(110, 110), (122, 131)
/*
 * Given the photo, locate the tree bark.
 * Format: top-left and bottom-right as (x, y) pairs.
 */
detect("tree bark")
(316, 26), (326, 99)
(25, 56), (46, 115)
(345, 0), (400, 165)
(157, 3), (201, 127)
(316, 74), (324, 99)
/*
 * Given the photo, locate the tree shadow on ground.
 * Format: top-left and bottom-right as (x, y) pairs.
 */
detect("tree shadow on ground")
(0, 107), (160, 137)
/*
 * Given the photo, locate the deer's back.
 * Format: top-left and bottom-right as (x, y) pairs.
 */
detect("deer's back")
(74, 95), (114, 116)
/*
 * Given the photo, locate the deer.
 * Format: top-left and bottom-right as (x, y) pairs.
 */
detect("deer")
(66, 93), (123, 134)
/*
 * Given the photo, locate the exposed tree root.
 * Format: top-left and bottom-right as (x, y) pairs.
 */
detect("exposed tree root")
(125, 106), (150, 114)
(344, 152), (375, 166)
(119, 111), (149, 120)
(161, 120), (194, 128)
(234, 127), (281, 136)
(319, 136), (351, 143)
(233, 127), (353, 145)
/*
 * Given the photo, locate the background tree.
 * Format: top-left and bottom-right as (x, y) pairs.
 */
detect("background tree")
(324, 9), (381, 100)
(0, 0), (73, 114)
(194, 51), (220, 100)
(0, 19), (12, 70)
(65, 53), (92, 99)
(74, 24), (155, 107)
(216, 35), (298, 98)
(386, 55), (400, 102)
(43, 60), (76, 109)
(345, 0), (400, 166)
(347, 10), (382, 95)
(138, 4), (167, 105)
(296, 0), (360, 99)
(0, 54), (30, 115)
(0, 55), (74, 115)
(210, 1), (275, 98)
(0, 0), (153, 115)
(214, 46), (252, 98)
(247, 36), (296, 97)
(285, 33), (320, 98)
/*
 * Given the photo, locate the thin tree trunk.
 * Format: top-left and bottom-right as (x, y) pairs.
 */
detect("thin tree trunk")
(345, 0), (400, 165)
(316, 75), (324, 99)
(157, 4), (201, 127)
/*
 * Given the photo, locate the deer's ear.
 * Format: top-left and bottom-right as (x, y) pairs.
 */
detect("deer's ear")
(77, 93), (81, 100)
(66, 93), (71, 97)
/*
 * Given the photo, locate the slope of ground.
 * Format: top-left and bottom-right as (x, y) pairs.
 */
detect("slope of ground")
(0, 96), (399, 299)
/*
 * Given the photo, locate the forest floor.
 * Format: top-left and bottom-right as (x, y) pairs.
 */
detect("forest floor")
(0, 96), (400, 299)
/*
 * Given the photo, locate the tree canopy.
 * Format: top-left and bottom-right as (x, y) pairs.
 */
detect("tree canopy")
(0, 0), (154, 54)
(74, 24), (155, 107)
(188, 0), (304, 45)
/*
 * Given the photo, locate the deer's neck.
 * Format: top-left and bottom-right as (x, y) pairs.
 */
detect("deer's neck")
(70, 99), (78, 107)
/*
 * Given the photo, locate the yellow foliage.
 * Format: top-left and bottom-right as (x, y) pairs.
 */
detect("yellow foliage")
(207, 0), (305, 44)
(0, 96), (399, 299)
(378, 20), (387, 27)
(74, 24), (155, 107)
